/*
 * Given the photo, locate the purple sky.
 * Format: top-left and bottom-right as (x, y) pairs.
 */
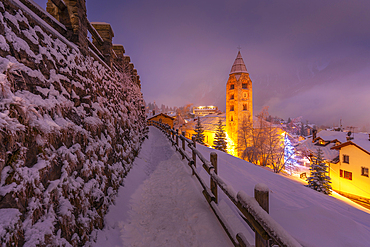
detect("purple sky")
(34, 0), (370, 130)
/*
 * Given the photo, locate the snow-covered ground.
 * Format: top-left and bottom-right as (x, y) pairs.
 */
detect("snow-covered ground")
(194, 143), (370, 247)
(88, 127), (232, 246)
(89, 126), (370, 246)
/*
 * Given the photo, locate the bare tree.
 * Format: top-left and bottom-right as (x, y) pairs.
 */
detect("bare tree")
(238, 106), (292, 173)
(265, 123), (285, 173)
(255, 107), (271, 167)
(176, 103), (193, 119)
(238, 114), (260, 164)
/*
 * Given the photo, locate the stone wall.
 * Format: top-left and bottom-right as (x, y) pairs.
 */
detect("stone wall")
(0, 0), (146, 245)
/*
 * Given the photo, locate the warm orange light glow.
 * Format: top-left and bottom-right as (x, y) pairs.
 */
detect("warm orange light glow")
(226, 132), (237, 157)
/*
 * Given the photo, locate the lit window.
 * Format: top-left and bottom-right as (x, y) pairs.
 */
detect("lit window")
(361, 167), (369, 177)
(230, 84), (234, 90)
(340, 169), (352, 180)
(230, 105), (234, 111)
(343, 155), (349, 164)
(242, 83), (247, 89)
(230, 94), (234, 100)
(243, 104), (247, 111)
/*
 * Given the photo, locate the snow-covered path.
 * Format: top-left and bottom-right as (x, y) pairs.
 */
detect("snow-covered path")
(89, 127), (232, 246)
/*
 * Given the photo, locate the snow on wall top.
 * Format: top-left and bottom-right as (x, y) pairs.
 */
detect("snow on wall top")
(0, 0), (146, 245)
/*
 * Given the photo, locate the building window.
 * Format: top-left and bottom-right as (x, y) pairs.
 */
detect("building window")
(243, 104), (247, 110)
(242, 83), (247, 89)
(243, 92), (247, 98)
(340, 169), (352, 180)
(318, 140), (327, 146)
(343, 155), (349, 164)
(230, 116), (233, 121)
(230, 84), (234, 90)
(230, 94), (234, 100)
(361, 167), (369, 177)
(230, 105), (234, 111)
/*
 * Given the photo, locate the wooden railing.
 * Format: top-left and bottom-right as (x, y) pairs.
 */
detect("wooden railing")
(152, 121), (302, 247)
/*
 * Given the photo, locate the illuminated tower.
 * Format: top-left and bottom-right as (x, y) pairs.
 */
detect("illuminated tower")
(226, 51), (253, 156)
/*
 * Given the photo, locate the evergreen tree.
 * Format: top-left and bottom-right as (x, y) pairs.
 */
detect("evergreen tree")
(213, 119), (227, 152)
(193, 117), (205, 144)
(306, 148), (332, 195)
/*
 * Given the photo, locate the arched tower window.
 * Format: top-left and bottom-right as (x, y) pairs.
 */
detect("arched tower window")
(230, 84), (234, 90)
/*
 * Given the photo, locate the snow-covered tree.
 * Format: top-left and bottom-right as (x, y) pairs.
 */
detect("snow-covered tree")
(306, 148), (332, 195)
(193, 117), (205, 144)
(213, 119), (227, 152)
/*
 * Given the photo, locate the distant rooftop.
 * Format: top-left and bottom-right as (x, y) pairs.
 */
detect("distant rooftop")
(299, 130), (370, 161)
(230, 51), (248, 74)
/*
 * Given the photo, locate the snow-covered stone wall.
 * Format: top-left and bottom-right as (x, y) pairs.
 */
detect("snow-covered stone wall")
(0, 0), (147, 245)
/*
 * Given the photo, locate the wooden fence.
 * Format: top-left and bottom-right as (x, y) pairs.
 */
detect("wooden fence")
(152, 122), (302, 247)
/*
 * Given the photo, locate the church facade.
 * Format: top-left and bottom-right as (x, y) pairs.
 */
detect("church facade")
(226, 51), (253, 156)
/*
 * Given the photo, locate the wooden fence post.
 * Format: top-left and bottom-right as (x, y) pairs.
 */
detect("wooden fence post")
(254, 183), (269, 247)
(210, 152), (218, 204)
(182, 131), (185, 159)
(192, 136), (196, 167)
(176, 129), (179, 146)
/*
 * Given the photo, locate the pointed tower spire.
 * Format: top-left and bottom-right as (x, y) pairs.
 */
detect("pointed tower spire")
(230, 51), (248, 74)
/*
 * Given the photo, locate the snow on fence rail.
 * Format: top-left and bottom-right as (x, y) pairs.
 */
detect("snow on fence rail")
(152, 121), (302, 247)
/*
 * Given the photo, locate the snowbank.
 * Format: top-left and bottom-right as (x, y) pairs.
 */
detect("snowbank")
(195, 144), (370, 247)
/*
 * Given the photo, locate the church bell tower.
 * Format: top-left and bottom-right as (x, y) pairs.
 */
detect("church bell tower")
(226, 51), (253, 156)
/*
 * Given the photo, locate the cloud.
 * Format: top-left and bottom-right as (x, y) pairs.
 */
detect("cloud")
(267, 67), (370, 129)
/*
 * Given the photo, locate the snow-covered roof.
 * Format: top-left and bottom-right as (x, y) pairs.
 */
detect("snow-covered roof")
(331, 138), (370, 155)
(299, 130), (370, 161)
(315, 130), (348, 143)
(230, 51), (248, 74)
(166, 112), (176, 117)
(352, 138), (370, 153)
(147, 113), (174, 121)
(199, 113), (226, 132)
(300, 139), (339, 162)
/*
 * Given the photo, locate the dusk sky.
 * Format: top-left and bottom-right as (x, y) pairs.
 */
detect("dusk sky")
(34, 0), (370, 130)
